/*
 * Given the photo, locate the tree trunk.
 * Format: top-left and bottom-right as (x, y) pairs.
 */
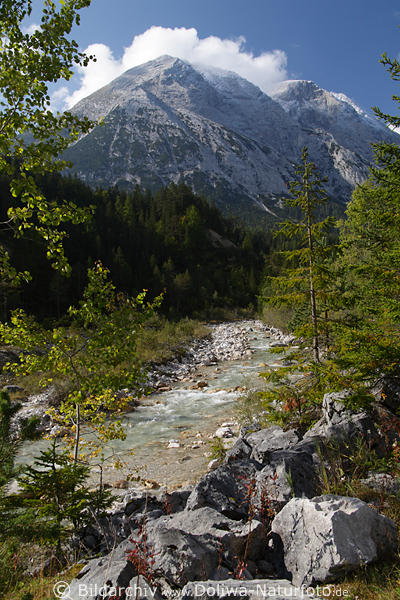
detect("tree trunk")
(73, 403), (80, 464)
(306, 203), (320, 363)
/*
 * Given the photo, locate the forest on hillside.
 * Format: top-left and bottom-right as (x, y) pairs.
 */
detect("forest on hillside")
(0, 175), (278, 320)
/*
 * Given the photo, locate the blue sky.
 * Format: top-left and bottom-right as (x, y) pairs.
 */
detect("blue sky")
(30, 0), (400, 117)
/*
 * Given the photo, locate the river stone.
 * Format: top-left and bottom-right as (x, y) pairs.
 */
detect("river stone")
(271, 495), (398, 587)
(255, 449), (317, 512)
(214, 425), (235, 438)
(246, 426), (300, 463)
(181, 579), (315, 600)
(185, 460), (260, 519)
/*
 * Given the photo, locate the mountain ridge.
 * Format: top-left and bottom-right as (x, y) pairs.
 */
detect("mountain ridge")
(65, 55), (398, 221)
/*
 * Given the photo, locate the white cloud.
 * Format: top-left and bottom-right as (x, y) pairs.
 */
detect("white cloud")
(62, 26), (287, 108)
(22, 23), (41, 35)
(50, 86), (70, 112)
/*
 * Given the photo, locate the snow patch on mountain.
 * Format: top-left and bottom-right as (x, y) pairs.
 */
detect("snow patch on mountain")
(331, 91), (382, 129)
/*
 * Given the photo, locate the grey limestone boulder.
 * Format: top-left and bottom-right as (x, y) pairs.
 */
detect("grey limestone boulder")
(63, 550), (160, 600)
(304, 391), (378, 445)
(66, 507), (267, 596)
(246, 426), (300, 464)
(225, 438), (252, 462)
(186, 460), (259, 519)
(154, 506), (266, 564)
(143, 506), (267, 586)
(255, 449), (317, 512)
(271, 495), (398, 587)
(143, 506), (267, 585)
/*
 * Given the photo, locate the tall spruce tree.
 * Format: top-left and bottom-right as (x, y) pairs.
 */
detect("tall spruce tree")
(258, 148), (338, 429)
(262, 147), (337, 362)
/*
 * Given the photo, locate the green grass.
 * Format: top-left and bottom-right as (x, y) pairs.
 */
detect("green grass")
(208, 436), (226, 461)
(260, 305), (293, 332)
(235, 387), (268, 427)
(324, 555), (400, 600)
(2, 562), (82, 600)
(136, 315), (209, 364)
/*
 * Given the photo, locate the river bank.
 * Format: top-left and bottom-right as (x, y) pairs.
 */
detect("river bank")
(65, 386), (400, 600)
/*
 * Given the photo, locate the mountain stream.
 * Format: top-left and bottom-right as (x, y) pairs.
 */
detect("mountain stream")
(17, 320), (285, 490)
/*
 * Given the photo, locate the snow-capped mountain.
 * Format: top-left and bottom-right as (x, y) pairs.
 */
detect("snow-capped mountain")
(65, 55), (398, 220)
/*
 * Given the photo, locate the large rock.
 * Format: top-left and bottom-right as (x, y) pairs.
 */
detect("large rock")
(182, 579), (316, 600)
(304, 391), (378, 445)
(68, 507), (268, 596)
(271, 495), (398, 586)
(77, 487), (192, 554)
(145, 507), (266, 584)
(255, 449), (317, 513)
(186, 460), (260, 519)
(246, 426), (300, 464)
(63, 554), (160, 600)
(225, 437), (252, 462)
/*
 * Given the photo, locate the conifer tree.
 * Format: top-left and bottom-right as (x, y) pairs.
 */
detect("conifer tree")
(329, 50), (400, 393)
(258, 148), (338, 428)
(18, 439), (111, 549)
(262, 147), (337, 362)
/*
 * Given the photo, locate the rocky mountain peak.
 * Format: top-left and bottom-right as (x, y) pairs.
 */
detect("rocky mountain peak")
(66, 56), (399, 223)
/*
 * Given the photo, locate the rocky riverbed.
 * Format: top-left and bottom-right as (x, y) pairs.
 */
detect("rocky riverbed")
(146, 320), (293, 391)
(10, 320), (282, 434)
